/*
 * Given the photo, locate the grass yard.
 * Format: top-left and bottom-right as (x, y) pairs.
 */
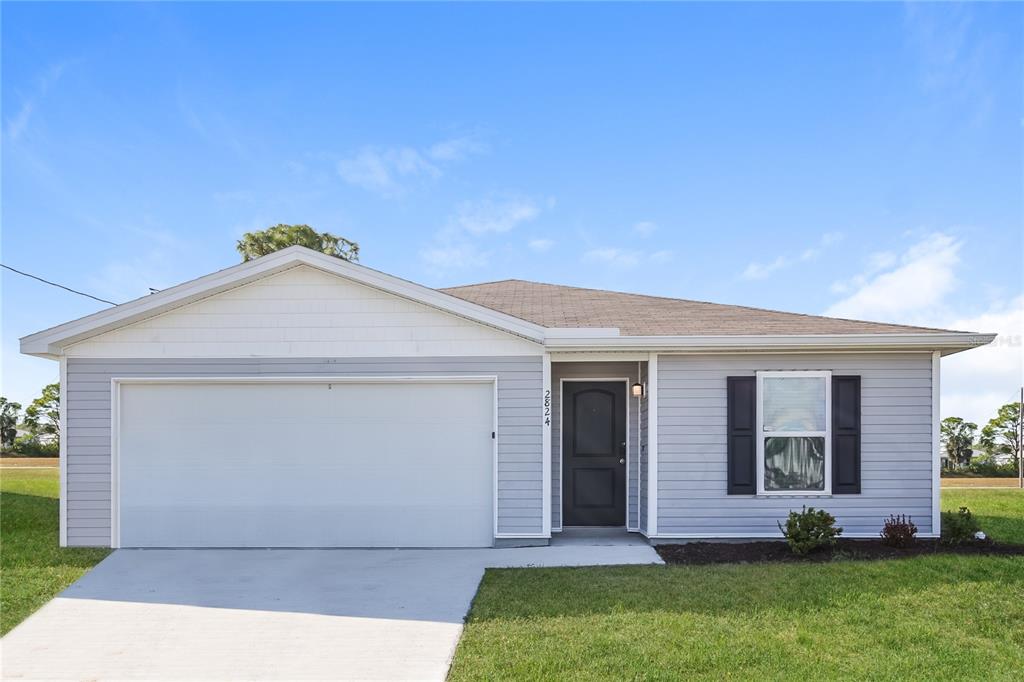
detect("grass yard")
(941, 488), (1024, 544)
(0, 466), (110, 635)
(450, 488), (1024, 681)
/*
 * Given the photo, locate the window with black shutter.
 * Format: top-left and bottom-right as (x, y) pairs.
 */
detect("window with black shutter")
(727, 371), (861, 495)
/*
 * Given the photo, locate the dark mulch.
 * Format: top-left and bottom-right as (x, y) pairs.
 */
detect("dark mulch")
(656, 538), (1024, 565)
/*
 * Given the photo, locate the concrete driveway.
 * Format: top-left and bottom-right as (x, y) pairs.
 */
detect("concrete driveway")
(1, 542), (661, 681)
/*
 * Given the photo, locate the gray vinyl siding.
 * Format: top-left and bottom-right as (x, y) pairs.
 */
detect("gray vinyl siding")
(551, 362), (644, 530)
(656, 353), (936, 536)
(65, 356), (543, 547)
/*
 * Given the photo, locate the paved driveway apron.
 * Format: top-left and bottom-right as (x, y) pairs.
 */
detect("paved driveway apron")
(1, 544), (661, 680)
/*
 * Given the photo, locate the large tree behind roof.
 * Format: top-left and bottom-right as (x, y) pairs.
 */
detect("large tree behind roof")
(236, 224), (359, 262)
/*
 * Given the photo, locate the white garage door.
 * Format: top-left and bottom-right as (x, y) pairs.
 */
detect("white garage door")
(116, 380), (494, 548)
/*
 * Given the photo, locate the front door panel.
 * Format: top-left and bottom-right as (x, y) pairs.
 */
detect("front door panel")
(563, 381), (626, 526)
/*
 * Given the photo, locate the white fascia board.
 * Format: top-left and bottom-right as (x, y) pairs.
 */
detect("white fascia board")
(542, 332), (997, 354)
(20, 246), (547, 357)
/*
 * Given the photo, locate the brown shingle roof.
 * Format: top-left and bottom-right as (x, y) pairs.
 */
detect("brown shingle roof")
(440, 279), (959, 336)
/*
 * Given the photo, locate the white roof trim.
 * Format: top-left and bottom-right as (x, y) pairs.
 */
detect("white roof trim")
(543, 332), (997, 355)
(20, 246), (547, 357)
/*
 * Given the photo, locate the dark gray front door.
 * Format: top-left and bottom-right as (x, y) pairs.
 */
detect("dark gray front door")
(563, 381), (627, 526)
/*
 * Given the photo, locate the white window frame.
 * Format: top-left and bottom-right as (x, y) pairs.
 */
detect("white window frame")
(755, 370), (832, 496)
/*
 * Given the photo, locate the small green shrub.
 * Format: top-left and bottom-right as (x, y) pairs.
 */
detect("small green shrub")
(880, 514), (918, 548)
(941, 506), (981, 545)
(778, 506), (843, 555)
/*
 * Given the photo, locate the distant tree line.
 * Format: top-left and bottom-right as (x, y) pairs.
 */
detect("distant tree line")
(1, 383), (60, 456)
(941, 399), (1023, 479)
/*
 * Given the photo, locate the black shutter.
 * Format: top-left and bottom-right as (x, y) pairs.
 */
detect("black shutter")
(727, 376), (756, 495)
(832, 375), (861, 494)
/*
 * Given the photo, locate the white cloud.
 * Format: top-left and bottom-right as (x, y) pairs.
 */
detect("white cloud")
(337, 146), (439, 194)
(821, 231), (1020, 428)
(420, 242), (490, 271)
(420, 194), (543, 274)
(427, 135), (488, 162)
(5, 61), (68, 142)
(824, 233), (960, 321)
(86, 227), (191, 303)
(582, 246), (674, 269)
(831, 250), (898, 294)
(633, 221), (658, 237)
(743, 255), (790, 280)
(650, 249), (673, 264)
(451, 198), (539, 235)
(942, 296), (1023, 426)
(584, 248), (643, 269)
(742, 232), (844, 280)
(338, 135), (487, 195)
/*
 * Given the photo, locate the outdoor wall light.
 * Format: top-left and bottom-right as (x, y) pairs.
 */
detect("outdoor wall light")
(631, 382), (645, 398)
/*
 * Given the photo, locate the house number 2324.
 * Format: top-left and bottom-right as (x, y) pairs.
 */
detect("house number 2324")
(543, 389), (551, 426)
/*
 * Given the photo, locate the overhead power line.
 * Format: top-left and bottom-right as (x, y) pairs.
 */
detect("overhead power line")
(1, 263), (118, 306)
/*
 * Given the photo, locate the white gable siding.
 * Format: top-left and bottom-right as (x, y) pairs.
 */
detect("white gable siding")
(66, 266), (541, 358)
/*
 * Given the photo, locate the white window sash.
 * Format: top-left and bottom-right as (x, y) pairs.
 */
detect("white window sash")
(756, 370), (832, 495)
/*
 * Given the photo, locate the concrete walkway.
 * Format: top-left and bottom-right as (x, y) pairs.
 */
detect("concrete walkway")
(1, 541), (661, 681)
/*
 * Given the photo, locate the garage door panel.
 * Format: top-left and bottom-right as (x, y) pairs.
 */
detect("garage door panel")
(118, 381), (494, 547)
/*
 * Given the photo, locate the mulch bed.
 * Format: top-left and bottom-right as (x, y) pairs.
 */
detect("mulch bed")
(656, 538), (1024, 565)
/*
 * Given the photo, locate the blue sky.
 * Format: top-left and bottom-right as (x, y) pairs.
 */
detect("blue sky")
(2, 2), (1021, 427)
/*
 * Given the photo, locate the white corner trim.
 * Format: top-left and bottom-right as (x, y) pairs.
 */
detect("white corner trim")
(58, 357), (68, 547)
(21, 247), (547, 356)
(541, 353), (552, 536)
(110, 378), (120, 548)
(932, 351), (941, 536)
(647, 353), (659, 537)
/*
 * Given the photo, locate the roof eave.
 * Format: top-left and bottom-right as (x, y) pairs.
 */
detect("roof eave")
(542, 332), (997, 355)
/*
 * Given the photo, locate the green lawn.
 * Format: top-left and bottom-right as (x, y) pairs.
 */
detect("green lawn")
(450, 489), (1024, 681)
(0, 467), (110, 635)
(941, 488), (1024, 544)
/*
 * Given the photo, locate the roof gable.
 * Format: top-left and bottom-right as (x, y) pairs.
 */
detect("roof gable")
(21, 248), (545, 357)
(62, 265), (542, 358)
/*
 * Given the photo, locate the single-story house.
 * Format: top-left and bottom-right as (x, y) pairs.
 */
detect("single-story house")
(21, 246), (995, 548)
